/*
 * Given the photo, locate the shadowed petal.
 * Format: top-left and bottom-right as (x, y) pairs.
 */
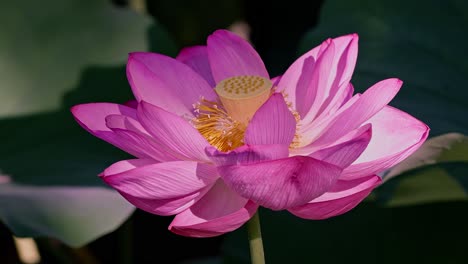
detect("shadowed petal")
(101, 160), (218, 216)
(289, 175), (381, 219)
(169, 180), (258, 237)
(124, 100), (138, 108)
(206, 144), (290, 166)
(207, 30), (269, 82)
(245, 93), (296, 145)
(315, 35), (359, 117)
(306, 82), (355, 128)
(296, 40), (335, 119)
(218, 156), (342, 210)
(127, 52), (216, 117)
(309, 124), (372, 168)
(340, 83), (355, 107)
(105, 114), (149, 135)
(176, 46), (215, 87)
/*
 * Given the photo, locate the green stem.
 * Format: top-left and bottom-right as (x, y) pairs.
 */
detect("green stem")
(246, 211), (265, 264)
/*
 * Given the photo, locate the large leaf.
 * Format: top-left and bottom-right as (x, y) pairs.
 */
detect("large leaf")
(0, 0), (177, 246)
(375, 133), (468, 206)
(0, 0), (151, 117)
(0, 184), (134, 247)
(299, 0), (468, 136)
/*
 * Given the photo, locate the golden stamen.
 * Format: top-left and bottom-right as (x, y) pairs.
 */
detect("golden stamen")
(193, 97), (246, 152)
(192, 76), (301, 152)
(282, 91), (302, 149)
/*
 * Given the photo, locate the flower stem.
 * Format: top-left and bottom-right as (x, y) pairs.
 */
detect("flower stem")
(246, 211), (265, 264)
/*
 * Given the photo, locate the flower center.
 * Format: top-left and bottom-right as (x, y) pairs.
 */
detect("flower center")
(193, 75), (272, 152)
(215, 75), (273, 124)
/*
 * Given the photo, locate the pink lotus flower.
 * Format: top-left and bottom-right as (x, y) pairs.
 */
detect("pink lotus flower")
(71, 30), (429, 237)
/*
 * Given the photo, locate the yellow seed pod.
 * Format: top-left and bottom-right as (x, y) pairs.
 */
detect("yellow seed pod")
(215, 75), (272, 124)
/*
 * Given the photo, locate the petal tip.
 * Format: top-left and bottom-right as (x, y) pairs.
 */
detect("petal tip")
(210, 29), (232, 37)
(70, 103), (102, 131)
(70, 104), (81, 117)
(70, 103), (91, 117)
(128, 51), (148, 59)
(127, 52), (142, 61)
(176, 45), (205, 60)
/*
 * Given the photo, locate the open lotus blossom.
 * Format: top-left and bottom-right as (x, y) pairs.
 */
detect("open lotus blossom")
(71, 30), (429, 237)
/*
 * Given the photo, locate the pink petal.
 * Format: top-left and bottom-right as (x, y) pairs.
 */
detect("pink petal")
(289, 175), (381, 219)
(103, 129), (178, 161)
(71, 103), (136, 133)
(309, 124), (372, 168)
(127, 52), (216, 117)
(137, 101), (210, 162)
(311, 78), (402, 148)
(105, 114), (149, 135)
(342, 106), (430, 179)
(71, 103), (156, 159)
(340, 83), (355, 107)
(100, 158), (156, 175)
(105, 115), (181, 161)
(176, 46), (215, 87)
(294, 56), (316, 116)
(315, 36), (359, 117)
(278, 34), (358, 112)
(314, 82), (355, 124)
(207, 30), (269, 83)
(218, 156), (342, 210)
(169, 180), (258, 237)
(206, 144), (290, 166)
(296, 40), (335, 119)
(101, 160), (218, 216)
(295, 93), (361, 151)
(244, 93), (297, 145)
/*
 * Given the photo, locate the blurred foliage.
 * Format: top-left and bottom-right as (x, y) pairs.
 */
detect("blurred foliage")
(0, 0), (174, 247)
(0, 65), (136, 247)
(0, 0), (151, 117)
